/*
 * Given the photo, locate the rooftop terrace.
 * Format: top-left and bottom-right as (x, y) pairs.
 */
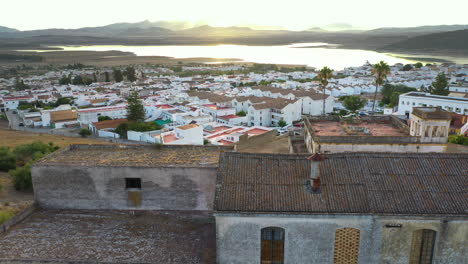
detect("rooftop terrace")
(36, 144), (232, 167)
(0, 210), (215, 264)
(310, 120), (407, 137)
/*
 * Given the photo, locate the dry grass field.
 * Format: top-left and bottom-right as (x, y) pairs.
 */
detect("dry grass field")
(0, 122), (113, 149)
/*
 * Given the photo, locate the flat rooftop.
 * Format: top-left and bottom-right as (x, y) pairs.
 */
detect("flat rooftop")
(311, 121), (407, 137)
(36, 144), (231, 167)
(404, 92), (468, 102)
(0, 209), (215, 264)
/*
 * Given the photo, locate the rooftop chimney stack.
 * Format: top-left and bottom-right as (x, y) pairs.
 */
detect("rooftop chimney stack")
(307, 153), (325, 192)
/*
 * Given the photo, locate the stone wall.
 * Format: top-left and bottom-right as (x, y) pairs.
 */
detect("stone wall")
(32, 165), (218, 211)
(215, 214), (467, 264)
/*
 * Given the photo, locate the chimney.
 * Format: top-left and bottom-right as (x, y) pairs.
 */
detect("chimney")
(308, 153), (325, 192)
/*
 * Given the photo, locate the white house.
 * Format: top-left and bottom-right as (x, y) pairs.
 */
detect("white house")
(77, 105), (127, 125)
(398, 92), (468, 115)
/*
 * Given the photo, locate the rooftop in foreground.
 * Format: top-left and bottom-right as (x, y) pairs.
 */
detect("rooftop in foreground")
(215, 152), (468, 215)
(0, 209), (215, 264)
(36, 144), (232, 167)
(310, 120), (407, 137)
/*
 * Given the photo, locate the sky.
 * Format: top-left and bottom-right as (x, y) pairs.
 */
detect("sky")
(2, 0), (468, 31)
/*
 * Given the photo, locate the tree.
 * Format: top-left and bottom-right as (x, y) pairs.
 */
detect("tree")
(126, 66), (137, 82)
(104, 71), (110, 82)
(83, 77), (93, 86)
(380, 84), (417, 107)
(14, 77), (30, 90)
(79, 128), (92, 138)
(236, 111), (246, 117)
(59, 75), (71, 85)
(0, 147), (16, 172)
(343, 96), (367, 112)
(317, 66), (333, 115)
(113, 69), (124, 82)
(72, 76), (84, 85)
(126, 91), (145, 122)
(372, 61), (391, 112)
(278, 120), (287, 127)
(98, 116), (112, 122)
(402, 64), (413, 71)
(10, 164), (32, 190)
(430, 72), (449, 96)
(414, 62), (423, 68)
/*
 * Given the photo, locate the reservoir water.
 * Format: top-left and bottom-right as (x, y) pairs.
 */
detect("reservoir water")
(46, 43), (464, 70)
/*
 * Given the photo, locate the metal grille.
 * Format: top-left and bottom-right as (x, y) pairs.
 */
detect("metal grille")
(410, 229), (436, 264)
(333, 228), (360, 264)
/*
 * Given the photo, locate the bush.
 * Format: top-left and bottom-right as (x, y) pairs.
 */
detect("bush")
(0, 209), (16, 224)
(0, 147), (16, 172)
(9, 141), (59, 191)
(278, 120), (287, 127)
(448, 135), (468, 145)
(236, 111), (246, 117)
(10, 163), (32, 190)
(79, 128), (92, 138)
(98, 116), (112, 122)
(14, 141), (59, 165)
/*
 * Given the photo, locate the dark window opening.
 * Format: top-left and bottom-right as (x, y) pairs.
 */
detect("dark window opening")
(261, 227), (284, 264)
(125, 178), (141, 189)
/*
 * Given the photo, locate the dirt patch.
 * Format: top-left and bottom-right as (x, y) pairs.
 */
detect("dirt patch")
(0, 121), (113, 148)
(238, 135), (289, 154)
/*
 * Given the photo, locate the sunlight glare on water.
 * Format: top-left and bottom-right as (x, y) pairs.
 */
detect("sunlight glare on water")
(56, 43), (415, 70)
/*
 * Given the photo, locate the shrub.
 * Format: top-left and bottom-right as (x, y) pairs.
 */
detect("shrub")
(0, 209), (16, 224)
(448, 135), (468, 145)
(236, 111), (246, 117)
(278, 120), (287, 127)
(0, 147), (16, 172)
(10, 163), (32, 190)
(14, 141), (59, 165)
(79, 128), (92, 138)
(98, 116), (112, 122)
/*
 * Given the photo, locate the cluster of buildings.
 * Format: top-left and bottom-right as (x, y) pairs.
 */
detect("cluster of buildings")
(0, 62), (467, 264)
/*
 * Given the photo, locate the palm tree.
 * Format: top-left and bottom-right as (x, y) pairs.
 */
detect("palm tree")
(372, 61), (391, 112)
(317, 66), (333, 115)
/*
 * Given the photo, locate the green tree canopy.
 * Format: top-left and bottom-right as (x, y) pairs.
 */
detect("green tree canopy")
(113, 69), (124, 82)
(318, 66), (333, 115)
(372, 61), (390, 111)
(126, 91), (145, 122)
(98, 116), (112, 122)
(342, 96), (367, 112)
(430, 72), (449, 96)
(125, 67), (137, 82)
(278, 120), (287, 127)
(236, 111), (246, 117)
(0, 147), (16, 172)
(59, 75), (71, 85)
(402, 64), (413, 71)
(72, 76), (84, 85)
(380, 84), (417, 107)
(414, 62), (423, 68)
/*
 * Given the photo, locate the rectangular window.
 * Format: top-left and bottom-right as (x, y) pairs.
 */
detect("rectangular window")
(125, 178), (141, 189)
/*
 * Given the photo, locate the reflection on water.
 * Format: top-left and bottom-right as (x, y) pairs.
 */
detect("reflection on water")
(26, 43), (464, 70)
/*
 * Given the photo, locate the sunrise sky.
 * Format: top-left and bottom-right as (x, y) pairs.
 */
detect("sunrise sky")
(2, 0), (468, 31)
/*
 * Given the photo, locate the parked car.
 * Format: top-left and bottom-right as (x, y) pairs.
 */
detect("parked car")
(19, 122), (24, 127)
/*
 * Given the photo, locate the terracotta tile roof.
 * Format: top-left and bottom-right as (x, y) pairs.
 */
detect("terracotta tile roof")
(36, 144), (232, 168)
(251, 98), (296, 110)
(50, 110), (78, 123)
(187, 91), (232, 103)
(177, 124), (200, 130)
(215, 152), (468, 215)
(92, 118), (128, 130)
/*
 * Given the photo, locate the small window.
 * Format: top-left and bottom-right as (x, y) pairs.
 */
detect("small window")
(125, 178), (141, 189)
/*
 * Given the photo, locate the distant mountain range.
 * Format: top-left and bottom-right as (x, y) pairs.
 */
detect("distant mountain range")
(0, 26), (18, 33)
(1, 21), (467, 56)
(382, 29), (468, 52)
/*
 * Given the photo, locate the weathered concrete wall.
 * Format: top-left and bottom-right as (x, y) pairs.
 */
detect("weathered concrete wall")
(32, 165), (217, 210)
(235, 130), (277, 152)
(215, 214), (467, 264)
(315, 142), (447, 153)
